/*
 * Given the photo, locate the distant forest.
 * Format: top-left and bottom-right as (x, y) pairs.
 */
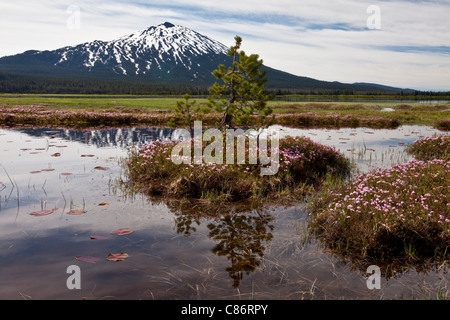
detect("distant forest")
(1, 73), (449, 98)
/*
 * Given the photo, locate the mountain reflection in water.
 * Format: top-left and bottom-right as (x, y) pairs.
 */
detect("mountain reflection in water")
(15, 127), (176, 149)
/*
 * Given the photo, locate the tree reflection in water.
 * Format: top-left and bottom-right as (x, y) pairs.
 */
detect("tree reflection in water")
(163, 199), (274, 288)
(207, 211), (274, 288)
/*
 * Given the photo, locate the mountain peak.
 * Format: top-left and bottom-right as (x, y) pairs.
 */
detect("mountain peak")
(161, 22), (175, 28)
(43, 22), (229, 78)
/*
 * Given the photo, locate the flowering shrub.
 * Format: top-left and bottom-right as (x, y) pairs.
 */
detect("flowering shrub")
(436, 119), (450, 131)
(274, 112), (400, 128)
(311, 159), (450, 259)
(125, 135), (350, 202)
(0, 105), (165, 128)
(406, 134), (449, 161)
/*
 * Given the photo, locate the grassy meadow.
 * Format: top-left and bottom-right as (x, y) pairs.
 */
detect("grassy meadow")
(0, 94), (449, 128)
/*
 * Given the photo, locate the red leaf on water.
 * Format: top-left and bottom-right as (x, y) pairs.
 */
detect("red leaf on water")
(107, 253), (128, 261)
(111, 228), (134, 236)
(29, 209), (56, 216)
(90, 235), (114, 240)
(30, 171), (41, 174)
(60, 172), (72, 176)
(51, 153), (61, 157)
(98, 202), (108, 206)
(81, 154), (95, 157)
(41, 169), (55, 172)
(94, 166), (109, 171)
(75, 256), (100, 264)
(67, 209), (86, 215)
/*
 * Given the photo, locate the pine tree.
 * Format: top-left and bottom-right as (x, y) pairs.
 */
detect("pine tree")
(207, 36), (274, 129)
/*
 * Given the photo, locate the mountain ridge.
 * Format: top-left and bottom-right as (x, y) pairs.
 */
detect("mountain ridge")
(0, 22), (414, 93)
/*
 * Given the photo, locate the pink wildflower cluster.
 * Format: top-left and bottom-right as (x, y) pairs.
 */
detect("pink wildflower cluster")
(327, 159), (449, 228)
(407, 134), (449, 161)
(0, 105), (164, 127)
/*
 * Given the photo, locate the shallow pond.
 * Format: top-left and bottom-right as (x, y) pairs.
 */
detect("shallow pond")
(0, 125), (448, 300)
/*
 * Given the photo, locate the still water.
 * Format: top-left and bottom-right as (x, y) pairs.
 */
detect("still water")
(0, 125), (448, 300)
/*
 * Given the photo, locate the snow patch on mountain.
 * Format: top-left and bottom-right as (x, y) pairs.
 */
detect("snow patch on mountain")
(54, 22), (229, 76)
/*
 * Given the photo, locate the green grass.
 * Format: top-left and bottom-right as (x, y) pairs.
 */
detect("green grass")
(0, 93), (185, 110)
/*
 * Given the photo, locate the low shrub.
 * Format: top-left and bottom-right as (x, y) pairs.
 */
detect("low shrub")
(310, 159), (450, 260)
(406, 134), (449, 161)
(125, 135), (351, 203)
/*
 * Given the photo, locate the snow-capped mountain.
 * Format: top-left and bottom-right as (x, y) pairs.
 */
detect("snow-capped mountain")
(0, 22), (233, 84)
(54, 22), (228, 78)
(0, 22), (408, 92)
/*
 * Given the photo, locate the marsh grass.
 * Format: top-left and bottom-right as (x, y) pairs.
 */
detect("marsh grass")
(0, 103), (421, 130)
(309, 159), (449, 265)
(406, 134), (450, 161)
(124, 135), (351, 207)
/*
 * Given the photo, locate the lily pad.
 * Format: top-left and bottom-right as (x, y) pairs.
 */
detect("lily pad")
(94, 166), (110, 171)
(111, 228), (134, 236)
(67, 209), (87, 215)
(107, 253), (129, 261)
(29, 209), (57, 216)
(75, 256), (100, 264)
(90, 235), (114, 240)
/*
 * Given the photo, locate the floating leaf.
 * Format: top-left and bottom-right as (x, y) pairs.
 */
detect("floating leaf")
(30, 171), (41, 174)
(107, 253), (128, 261)
(67, 209), (87, 215)
(75, 256), (100, 264)
(41, 168), (55, 172)
(51, 153), (61, 157)
(111, 228), (134, 236)
(98, 202), (108, 206)
(90, 235), (114, 240)
(94, 166), (109, 171)
(60, 172), (72, 176)
(81, 154), (95, 157)
(30, 209), (57, 216)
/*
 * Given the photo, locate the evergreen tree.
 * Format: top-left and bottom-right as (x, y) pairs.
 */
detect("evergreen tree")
(207, 36), (274, 129)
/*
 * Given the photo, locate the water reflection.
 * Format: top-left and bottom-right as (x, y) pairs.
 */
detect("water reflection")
(207, 211), (274, 288)
(14, 127), (175, 148)
(1, 125), (448, 298)
(150, 197), (275, 288)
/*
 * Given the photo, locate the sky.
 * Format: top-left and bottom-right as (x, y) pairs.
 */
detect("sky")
(0, 0), (449, 91)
